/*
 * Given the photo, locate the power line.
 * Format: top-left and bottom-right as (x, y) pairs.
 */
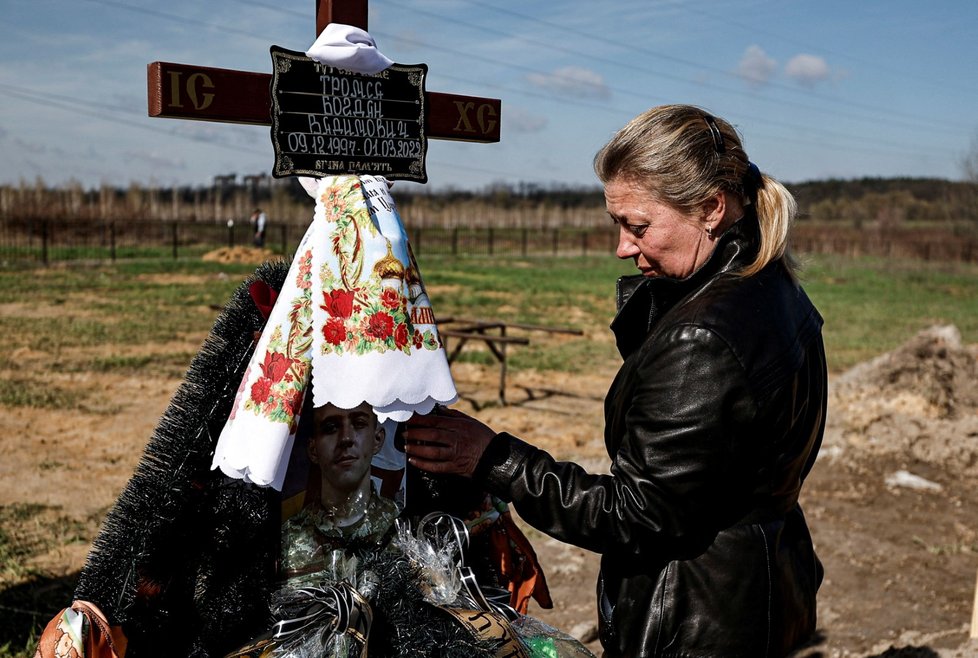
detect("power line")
(0, 83), (266, 157)
(395, 0), (969, 135)
(7, 0), (963, 185)
(90, 0), (961, 149)
(78, 0), (273, 43)
(426, 67), (948, 161)
(214, 0), (956, 160)
(654, 0), (978, 100)
(377, 32), (950, 161)
(0, 84), (524, 183)
(236, 0), (306, 19)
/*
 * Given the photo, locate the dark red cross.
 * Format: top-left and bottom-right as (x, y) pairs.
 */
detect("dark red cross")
(147, 0), (501, 144)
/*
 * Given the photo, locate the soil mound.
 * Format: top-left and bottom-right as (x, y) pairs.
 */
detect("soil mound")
(824, 325), (978, 475)
(201, 246), (277, 264)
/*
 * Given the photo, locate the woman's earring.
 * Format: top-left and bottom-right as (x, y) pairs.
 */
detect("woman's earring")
(706, 226), (714, 239)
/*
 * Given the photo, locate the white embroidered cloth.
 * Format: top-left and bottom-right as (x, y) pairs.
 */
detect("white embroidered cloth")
(211, 29), (454, 490)
(308, 176), (456, 416)
(212, 175), (457, 489)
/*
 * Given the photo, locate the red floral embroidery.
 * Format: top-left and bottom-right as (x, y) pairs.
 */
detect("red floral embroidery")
(260, 352), (290, 382)
(323, 318), (346, 345)
(322, 289), (355, 318)
(365, 311), (394, 340)
(394, 323), (409, 349)
(381, 288), (401, 310)
(283, 387), (304, 416)
(413, 331), (424, 349)
(250, 377), (272, 404)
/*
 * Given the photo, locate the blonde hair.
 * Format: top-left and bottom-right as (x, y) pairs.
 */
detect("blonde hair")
(594, 104), (797, 278)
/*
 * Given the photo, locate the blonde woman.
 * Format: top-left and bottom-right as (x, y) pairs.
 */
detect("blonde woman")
(407, 105), (826, 657)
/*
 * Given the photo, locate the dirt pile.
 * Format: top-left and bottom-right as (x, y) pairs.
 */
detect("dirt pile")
(824, 325), (978, 476)
(201, 246), (278, 264)
(787, 325), (978, 658)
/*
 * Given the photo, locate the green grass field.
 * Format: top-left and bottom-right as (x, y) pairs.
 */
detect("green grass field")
(0, 253), (976, 388)
(798, 253), (978, 369)
(424, 252), (978, 372)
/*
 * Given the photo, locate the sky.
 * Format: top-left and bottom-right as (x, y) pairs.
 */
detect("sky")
(2, 0), (977, 191)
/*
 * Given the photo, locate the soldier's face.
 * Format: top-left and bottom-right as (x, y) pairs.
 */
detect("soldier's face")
(310, 402), (384, 494)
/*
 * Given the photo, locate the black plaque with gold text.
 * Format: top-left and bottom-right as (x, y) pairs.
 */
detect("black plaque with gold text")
(270, 46), (428, 182)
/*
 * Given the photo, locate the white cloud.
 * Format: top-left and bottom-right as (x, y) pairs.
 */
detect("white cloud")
(736, 45), (777, 87)
(526, 66), (610, 99)
(123, 150), (187, 170)
(785, 54), (831, 87)
(505, 107), (547, 133)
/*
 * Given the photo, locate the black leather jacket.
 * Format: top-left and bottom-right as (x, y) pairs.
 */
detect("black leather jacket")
(477, 215), (826, 657)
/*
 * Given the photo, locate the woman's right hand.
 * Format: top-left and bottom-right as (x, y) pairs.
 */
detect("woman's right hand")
(403, 407), (496, 478)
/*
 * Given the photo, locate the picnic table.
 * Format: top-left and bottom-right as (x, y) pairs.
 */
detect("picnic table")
(437, 317), (583, 404)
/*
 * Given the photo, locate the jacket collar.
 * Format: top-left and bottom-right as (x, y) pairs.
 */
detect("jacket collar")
(610, 211), (760, 358)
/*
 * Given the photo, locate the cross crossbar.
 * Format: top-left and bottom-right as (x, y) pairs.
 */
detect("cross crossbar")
(147, 0), (500, 144)
(147, 62), (500, 142)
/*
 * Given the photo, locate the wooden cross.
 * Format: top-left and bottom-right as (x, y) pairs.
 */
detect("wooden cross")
(147, 0), (500, 146)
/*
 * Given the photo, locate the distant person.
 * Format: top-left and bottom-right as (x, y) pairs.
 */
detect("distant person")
(250, 208), (268, 247)
(406, 104), (827, 657)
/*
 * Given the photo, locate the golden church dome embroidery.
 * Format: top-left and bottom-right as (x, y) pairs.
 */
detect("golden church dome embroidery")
(373, 241), (405, 282)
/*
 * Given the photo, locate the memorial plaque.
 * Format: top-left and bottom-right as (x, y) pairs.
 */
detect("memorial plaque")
(270, 46), (428, 182)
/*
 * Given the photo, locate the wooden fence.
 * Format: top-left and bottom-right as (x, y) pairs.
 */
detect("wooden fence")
(1, 219), (977, 265)
(0, 219), (293, 264)
(791, 229), (978, 263)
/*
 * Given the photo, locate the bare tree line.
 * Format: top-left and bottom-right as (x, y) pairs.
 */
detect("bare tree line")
(0, 178), (610, 229)
(3, 175), (978, 233)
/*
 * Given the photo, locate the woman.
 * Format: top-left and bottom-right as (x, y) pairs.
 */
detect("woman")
(406, 104), (826, 658)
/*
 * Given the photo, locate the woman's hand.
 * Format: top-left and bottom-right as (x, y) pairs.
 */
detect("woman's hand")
(404, 407), (495, 477)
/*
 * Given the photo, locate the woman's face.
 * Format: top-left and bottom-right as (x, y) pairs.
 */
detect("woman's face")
(605, 178), (714, 280)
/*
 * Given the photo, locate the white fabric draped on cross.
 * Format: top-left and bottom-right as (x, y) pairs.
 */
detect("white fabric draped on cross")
(305, 23), (393, 75)
(210, 29), (456, 490)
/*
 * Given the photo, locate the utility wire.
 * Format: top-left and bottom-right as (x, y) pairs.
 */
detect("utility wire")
(653, 0), (978, 99)
(0, 83), (266, 157)
(14, 0), (963, 182)
(379, 0), (968, 135)
(200, 0), (960, 159)
(0, 84), (522, 182)
(437, 69), (951, 162)
(85, 0), (962, 152)
(380, 33), (950, 160)
(78, 0), (272, 43)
